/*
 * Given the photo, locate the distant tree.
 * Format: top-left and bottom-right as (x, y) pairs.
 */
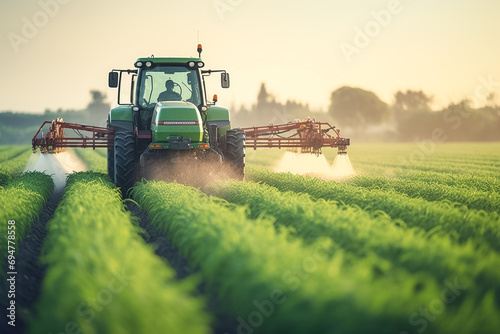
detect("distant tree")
(255, 83), (279, 117)
(284, 100), (311, 119)
(234, 82), (324, 127)
(486, 91), (498, 107)
(87, 90), (110, 124)
(393, 90), (433, 113)
(257, 83), (272, 107)
(253, 83), (285, 123)
(328, 86), (390, 128)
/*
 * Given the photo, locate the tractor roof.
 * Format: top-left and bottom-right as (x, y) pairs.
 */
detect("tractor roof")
(136, 57), (202, 63)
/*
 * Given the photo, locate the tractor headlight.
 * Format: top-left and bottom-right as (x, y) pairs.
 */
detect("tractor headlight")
(135, 61), (143, 68)
(188, 61), (196, 68)
(145, 61), (152, 68)
(197, 61), (205, 68)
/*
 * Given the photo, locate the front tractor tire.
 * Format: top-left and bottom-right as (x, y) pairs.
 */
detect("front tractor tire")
(224, 129), (245, 180)
(114, 131), (136, 195)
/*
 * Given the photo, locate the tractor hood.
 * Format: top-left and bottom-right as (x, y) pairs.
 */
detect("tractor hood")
(151, 101), (203, 144)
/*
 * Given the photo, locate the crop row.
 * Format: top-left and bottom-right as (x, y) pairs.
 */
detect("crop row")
(0, 146), (30, 162)
(353, 159), (500, 179)
(208, 180), (500, 302)
(30, 172), (210, 334)
(343, 143), (499, 165)
(353, 161), (500, 192)
(93, 147), (108, 158)
(132, 180), (499, 334)
(425, 155), (500, 168)
(346, 175), (499, 212)
(410, 159), (499, 175)
(390, 168), (500, 193)
(71, 148), (107, 173)
(0, 171), (9, 186)
(0, 172), (54, 267)
(247, 169), (500, 252)
(351, 155), (500, 173)
(0, 147), (34, 185)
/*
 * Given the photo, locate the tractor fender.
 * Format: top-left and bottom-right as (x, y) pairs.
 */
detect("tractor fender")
(109, 120), (133, 132)
(108, 105), (134, 131)
(207, 106), (230, 135)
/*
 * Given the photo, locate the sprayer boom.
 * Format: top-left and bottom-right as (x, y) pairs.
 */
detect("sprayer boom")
(240, 119), (350, 154)
(33, 118), (349, 156)
(32, 118), (113, 153)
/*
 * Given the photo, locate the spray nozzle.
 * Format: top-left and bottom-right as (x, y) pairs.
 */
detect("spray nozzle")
(338, 147), (347, 155)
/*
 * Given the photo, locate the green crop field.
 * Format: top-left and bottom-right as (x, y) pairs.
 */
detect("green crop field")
(0, 143), (499, 334)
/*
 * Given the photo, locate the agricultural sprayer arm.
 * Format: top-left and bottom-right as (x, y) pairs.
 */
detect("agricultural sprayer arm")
(32, 119), (114, 153)
(240, 118), (350, 155)
(32, 118), (349, 155)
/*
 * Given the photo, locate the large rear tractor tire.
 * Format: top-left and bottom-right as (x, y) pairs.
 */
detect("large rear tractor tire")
(224, 129), (245, 180)
(114, 131), (137, 196)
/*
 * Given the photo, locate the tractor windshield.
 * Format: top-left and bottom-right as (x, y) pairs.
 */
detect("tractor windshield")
(138, 66), (202, 108)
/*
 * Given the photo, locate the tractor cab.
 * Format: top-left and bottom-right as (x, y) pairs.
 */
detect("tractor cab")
(108, 47), (230, 133)
(134, 59), (206, 130)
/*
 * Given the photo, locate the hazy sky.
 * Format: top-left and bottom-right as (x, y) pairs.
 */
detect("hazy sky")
(1, 0), (499, 114)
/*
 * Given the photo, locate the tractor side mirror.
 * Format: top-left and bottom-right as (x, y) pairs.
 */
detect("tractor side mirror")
(108, 72), (119, 88)
(221, 72), (230, 88)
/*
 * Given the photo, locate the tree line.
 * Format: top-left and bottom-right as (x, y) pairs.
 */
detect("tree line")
(0, 91), (109, 144)
(1, 85), (498, 144)
(233, 83), (500, 142)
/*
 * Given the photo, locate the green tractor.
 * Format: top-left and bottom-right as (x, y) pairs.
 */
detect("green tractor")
(106, 45), (245, 192)
(32, 46), (351, 193)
